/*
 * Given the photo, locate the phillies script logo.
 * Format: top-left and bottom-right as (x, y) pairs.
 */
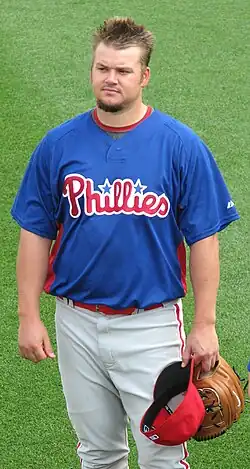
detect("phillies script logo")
(62, 173), (170, 218)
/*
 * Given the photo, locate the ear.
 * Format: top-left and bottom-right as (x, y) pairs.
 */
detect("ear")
(90, 59), (94, 84)
(141, 67), (150, 88)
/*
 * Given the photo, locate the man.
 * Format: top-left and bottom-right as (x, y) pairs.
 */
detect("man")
(11, 17), (239, 469)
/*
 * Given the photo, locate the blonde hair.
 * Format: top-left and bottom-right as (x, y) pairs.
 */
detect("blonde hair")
(92, 17), (154, 67)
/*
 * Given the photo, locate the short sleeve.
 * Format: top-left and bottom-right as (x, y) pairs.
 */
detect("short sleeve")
(11, 135), (57, 239)
(178, 137), (239, 245)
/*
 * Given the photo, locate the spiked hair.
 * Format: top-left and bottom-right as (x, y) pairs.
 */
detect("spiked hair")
(92, 17), (154, 67)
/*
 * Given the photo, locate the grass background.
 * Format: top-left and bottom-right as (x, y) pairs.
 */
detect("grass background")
(1, 0), (249, 468)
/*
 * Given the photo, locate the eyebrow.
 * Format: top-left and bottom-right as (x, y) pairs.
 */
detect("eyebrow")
(96, 62), (134, 71)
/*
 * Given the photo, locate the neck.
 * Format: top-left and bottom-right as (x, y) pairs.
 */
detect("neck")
(95, 101), (148, 128)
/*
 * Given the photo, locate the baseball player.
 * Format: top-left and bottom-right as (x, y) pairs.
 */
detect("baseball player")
(11, 17), (239, 469)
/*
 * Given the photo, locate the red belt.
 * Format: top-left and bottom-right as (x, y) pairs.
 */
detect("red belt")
(59, 297), (164, 315)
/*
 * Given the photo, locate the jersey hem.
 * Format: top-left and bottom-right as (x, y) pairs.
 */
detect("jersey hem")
(49, 292), (186, 309)
(11, 209), (56, 240)
(186, 213), (240, 246)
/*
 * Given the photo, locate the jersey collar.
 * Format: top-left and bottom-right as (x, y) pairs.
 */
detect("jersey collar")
(92, 106), (153, 133)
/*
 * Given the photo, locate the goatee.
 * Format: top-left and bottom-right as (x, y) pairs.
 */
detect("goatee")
(96, 99), (124, 113)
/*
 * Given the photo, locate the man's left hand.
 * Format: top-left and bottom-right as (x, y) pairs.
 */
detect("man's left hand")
(181, 323), (219, 373)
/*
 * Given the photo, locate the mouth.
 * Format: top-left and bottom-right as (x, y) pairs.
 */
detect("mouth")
(102, 88), (120, 94)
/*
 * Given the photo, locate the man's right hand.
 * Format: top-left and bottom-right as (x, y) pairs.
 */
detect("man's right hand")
(18, 317), (56, 363)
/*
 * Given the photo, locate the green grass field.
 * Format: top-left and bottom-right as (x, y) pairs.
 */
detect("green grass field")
(1, 0), (250, 468)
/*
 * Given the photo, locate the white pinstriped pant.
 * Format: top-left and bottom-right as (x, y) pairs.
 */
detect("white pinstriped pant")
(55, 298), (190, 469)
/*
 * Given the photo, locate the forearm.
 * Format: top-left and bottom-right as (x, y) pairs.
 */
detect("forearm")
(17, 229), (52, 319)
(189, 234), (220, 326)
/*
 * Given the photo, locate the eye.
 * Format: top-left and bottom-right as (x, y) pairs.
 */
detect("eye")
(97, 65), (108, 72)
(119, 70), (130, 75)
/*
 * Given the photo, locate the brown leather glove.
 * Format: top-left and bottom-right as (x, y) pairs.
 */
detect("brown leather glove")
(193, 356), (245, 441)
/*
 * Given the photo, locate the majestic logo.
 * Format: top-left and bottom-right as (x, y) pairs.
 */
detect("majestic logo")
(63, 173), (170, 219)
(227, 200), (235, 209)
(149, 434), (160, 441)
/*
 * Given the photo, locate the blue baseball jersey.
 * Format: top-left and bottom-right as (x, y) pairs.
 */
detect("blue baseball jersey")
(11, 109), (239, 308)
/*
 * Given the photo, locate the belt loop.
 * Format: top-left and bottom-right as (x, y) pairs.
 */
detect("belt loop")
(68, 299), (74, 308)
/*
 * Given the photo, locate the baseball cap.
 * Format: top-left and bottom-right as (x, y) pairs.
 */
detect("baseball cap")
(140, 358), (205, 446)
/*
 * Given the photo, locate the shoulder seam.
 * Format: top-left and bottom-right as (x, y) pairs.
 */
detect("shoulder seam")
(162, 122), (191, 164)
(46, 111), (91, 145)
(162, 121), (198, 149)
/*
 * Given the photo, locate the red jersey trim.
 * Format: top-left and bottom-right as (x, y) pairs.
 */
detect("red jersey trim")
(44, 224), (64, 294)
(92, 105), (153, 132)
(177, 241), (187, 294)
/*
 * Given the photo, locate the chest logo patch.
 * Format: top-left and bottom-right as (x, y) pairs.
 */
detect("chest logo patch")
(63, 174), (170, 218)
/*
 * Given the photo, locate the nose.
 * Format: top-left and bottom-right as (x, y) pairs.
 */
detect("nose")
(105, 69), (118, 84)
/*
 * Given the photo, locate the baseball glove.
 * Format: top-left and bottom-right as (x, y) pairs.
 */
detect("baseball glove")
(193, 356), (245, 441)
